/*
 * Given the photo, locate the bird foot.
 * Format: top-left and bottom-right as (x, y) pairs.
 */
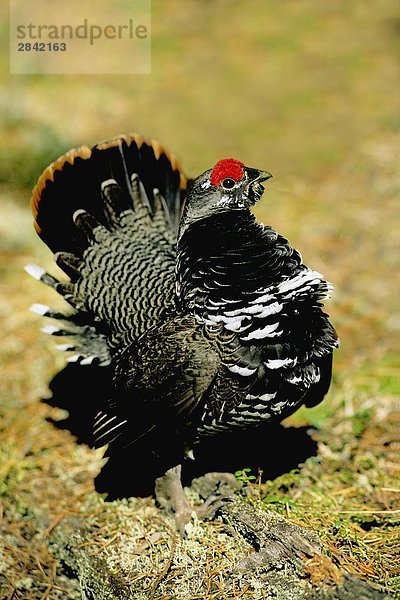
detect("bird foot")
(191, 471), (241, 500)
(155, 466), (241, 536)
(155, 464), (192, 536)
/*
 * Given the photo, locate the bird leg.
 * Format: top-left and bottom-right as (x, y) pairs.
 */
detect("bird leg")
(155, 464), (193, 536)
(155, 466), (241, 536)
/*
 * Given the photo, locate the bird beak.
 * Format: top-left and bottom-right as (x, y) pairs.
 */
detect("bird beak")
(243, 168), (272, 205)
(259, 170), (273, 183)
(246, 167), (273, 183)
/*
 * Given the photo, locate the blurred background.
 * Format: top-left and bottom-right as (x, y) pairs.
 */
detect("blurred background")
(0, 0), (399, 595)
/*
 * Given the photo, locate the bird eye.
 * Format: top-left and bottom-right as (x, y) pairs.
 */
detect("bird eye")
(221, 178), (236, 190)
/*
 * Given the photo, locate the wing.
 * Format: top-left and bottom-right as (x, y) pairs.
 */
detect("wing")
(92, 315), (221, 451)
(178, 218), (339, 425)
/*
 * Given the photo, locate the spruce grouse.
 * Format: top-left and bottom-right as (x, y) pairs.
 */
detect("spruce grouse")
(27, 133), (338, 532)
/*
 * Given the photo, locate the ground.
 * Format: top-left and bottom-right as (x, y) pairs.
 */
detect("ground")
(0, 1), (399, 598)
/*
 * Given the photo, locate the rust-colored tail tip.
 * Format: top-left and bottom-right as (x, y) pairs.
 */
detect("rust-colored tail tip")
(30, 133), (187, 238)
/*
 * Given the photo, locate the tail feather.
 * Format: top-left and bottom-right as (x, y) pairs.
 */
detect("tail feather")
(28, 298), (111, 366)
(54, 252), (81, 281)
(26, 262), (111, 367)
(28, 133), (185, 363)
(31, 133), (187, 254)
(25, 263), (77, 306)
(100, 178), (132, 227)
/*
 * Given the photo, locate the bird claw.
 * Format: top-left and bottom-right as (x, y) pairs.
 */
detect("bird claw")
(195, 494), (235, 520)
(190, 471), (242, 502)
(155, 466), (241, 536)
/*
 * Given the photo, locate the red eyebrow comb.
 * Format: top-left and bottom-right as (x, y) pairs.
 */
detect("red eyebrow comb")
(210, 158), (245, 186)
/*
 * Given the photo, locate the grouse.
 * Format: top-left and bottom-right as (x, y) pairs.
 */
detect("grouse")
(27, 133), (338, 532)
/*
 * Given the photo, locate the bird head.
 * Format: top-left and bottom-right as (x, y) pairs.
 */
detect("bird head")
(179, 158), (272, 236)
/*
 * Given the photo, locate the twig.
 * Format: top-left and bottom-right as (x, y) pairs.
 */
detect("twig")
(331, 509), (400, 514)
(149, 520), (178, 599)
(91, 532), (119, 556)
(40, 510), (70, 538)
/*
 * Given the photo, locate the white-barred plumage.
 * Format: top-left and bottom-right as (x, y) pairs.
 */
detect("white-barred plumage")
(28, 134), (338, 506)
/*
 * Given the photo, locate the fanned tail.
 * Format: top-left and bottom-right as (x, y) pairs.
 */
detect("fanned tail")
(26, 267), (111, 366)
(27, 133), (188, 365)
(31, 133), (187, 253)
